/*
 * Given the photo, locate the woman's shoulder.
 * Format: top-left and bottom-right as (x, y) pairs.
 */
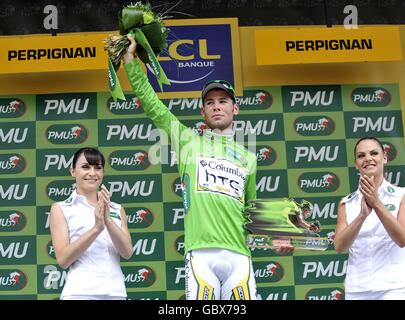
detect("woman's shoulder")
(57, 192), (77, 207)
(340, 190), (360, 204)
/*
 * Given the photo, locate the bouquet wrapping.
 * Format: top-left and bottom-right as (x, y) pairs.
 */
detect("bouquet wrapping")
(104, 2), (170, 100)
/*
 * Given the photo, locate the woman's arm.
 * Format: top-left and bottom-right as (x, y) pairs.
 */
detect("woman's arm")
(361, 176), (405, 247)
(333, 199), (369, 253)
(104, 206), (133, 260)
(100, 185), (133, 259)
(50, 201), (105, 269)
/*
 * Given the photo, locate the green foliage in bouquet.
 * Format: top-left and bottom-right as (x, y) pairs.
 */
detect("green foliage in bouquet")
(104, 2), (169, 71)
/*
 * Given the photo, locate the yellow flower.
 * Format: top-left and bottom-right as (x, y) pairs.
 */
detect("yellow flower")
(143, 11), (154, 24)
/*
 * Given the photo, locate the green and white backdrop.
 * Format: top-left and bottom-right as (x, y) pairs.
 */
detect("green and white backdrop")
(0, 83), (404, 299)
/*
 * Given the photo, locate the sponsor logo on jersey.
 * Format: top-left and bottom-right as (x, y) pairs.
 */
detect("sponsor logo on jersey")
(196, 154), (247, 203)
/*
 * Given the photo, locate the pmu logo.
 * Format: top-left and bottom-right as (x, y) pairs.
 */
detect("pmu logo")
(257, 287), (294, 300)
(305, 288), (344, 300)
(283, 85), (342, 112)
(40, 150), (74, 176)
(294, 255), (348, 284)
(0, 153), (26, 174)
(253, 261), (284, 283)
(123, 266), (156, 288)
(298, 172), (339, 193)
(289, 141), (346, 167)
(0, 181), (30, 202)
(46, 240), (56, 259)
(105, 176), (160, 203)
(0, 238), (31, 262)
(256, 146), (277, 166)
(46, 124), (88, 144)
(42, 265), (67, 291)
(351, 87), (391, 107)
(348, 112), (400, 135)
(294, 116), (335, 136)
(0, 269), (28, 291)
(126, 207), (155, 229)
(233, 117), (277, 138)
(382, 142), (397, 162)
(165, 98), (201, 116)
(37, 93), (96, 120)
(0, 211), (27, 232)
(101, 119), (155, 145)
(304, 198), (340, 225)
(385, 167), (403, 187)
(107, 95), (143, 115)
(237, 90), (273, 110)
(256, 170), (289, 198)
(174, 234), (185, 256)
(0, 124), (32, 146)
(163, 203), (185, 230)
(172, 177), (184, 198)
(0, 98), (26, 118)
(109, 150), (150, 171)
(131, 232), (164, 260)
(46, 180), (76, 201)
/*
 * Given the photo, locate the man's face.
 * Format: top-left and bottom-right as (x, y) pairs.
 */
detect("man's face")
(201, 89), (239, 132)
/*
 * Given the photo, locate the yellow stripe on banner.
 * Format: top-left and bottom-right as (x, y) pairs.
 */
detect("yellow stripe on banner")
(0, 32), (113, 74)
(255, 26), (402, 65)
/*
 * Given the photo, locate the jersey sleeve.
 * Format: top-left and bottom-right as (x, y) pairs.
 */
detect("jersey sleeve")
(124, 59), (191, 154)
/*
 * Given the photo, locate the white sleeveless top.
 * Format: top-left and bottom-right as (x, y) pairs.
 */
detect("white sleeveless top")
(58, 191), (126, 298)
(341, 180), (405, 293)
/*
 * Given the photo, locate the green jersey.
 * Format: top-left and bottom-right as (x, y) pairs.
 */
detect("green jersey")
(124, 60), (257, 256)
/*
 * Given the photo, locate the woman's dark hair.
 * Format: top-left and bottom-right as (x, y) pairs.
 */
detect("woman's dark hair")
(354, 136), (385, 157)
(72, 147), (105, 168)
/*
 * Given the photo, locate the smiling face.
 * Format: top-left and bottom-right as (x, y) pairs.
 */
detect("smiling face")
(70, 153), (104, 194)
(355, 139), (387, 178)
(201, 89), (239, 133)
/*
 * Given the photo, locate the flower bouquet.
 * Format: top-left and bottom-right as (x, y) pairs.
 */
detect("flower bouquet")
(104, 2), (170, 100)
(245, 198), (329, 251)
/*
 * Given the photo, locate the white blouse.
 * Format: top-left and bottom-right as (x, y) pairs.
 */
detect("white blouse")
(342, 180), (405, 293)
(58, 190), (127, 298)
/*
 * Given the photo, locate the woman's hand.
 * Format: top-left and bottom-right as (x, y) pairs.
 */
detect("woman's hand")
(359, 175), (381, 209)
(98, 184), (111, 223)
(359, 196), (372, 219)
(94, 194), (106, 232)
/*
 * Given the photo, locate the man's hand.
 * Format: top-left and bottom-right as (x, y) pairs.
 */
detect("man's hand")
(122, 35), (137, 64)
(272, 238), (295, 254)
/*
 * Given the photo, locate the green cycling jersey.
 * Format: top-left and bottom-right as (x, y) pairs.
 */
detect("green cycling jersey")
(124, 60), (257, 256)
